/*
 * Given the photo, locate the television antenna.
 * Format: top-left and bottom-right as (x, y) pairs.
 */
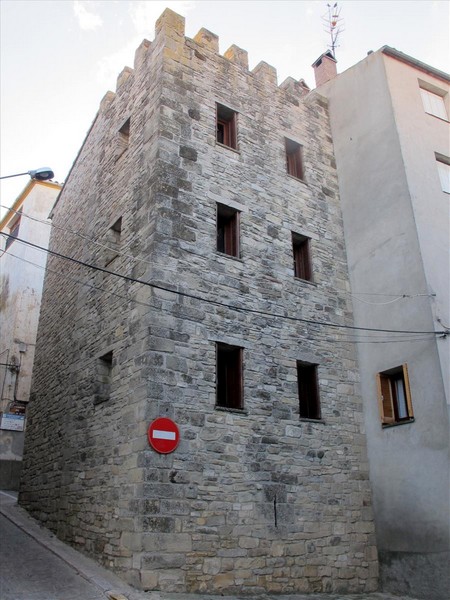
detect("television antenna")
(323, 2), (344, 59)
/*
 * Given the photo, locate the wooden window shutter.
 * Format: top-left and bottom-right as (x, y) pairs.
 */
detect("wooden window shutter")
(402, 363), (414, 418)
(376, 372), (394, 424)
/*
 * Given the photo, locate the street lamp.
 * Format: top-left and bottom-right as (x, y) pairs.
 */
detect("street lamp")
(0, 167), (54, 181)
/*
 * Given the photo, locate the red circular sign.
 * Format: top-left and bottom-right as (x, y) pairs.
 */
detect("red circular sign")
(148, 417), (180, 454)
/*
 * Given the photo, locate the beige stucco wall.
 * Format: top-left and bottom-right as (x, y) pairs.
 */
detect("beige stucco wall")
(0, 180), (61, 487)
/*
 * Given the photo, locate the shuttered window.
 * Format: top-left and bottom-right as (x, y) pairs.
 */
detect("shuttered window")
(216, 104), (237, 150)
(376, 364), (414, 426)
(217, 204), (240, 257)
(285, 138), (304, 180)
(292, 233), (312, 281)
(420, 88), (448, 120)
(216, 343), (243, 410)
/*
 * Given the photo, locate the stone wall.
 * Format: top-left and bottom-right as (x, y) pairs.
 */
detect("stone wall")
(20, 9), (378, 594)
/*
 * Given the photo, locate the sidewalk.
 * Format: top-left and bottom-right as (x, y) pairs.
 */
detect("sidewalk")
(0, 490), (418, 600)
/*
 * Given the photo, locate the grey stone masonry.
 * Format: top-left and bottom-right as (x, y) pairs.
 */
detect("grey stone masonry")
(19, 9), (378, 595)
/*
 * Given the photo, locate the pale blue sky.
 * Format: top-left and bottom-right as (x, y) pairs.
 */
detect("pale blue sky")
(1, 1), (449, 216)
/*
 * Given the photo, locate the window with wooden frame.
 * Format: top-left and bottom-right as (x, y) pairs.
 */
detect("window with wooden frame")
(285, 138), (304, 180)
(5, 212), (21, 250)
(376, 364), (414, 426)
(297, 361), (321, 420)
(216, 103), (237, 150)
(217, 203), (240, 257)
(292, 233), (312, 281)
(94, 351), (113, 405)
(216, 343), (243, 410)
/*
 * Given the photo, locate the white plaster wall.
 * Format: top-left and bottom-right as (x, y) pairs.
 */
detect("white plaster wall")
(318, 49), (449, 566)
(383, 54), (450, 404)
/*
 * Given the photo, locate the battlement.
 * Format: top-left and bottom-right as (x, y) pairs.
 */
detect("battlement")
(107, 8), (310, 101)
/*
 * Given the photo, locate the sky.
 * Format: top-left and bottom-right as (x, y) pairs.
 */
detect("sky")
(1, 0), (449, 217)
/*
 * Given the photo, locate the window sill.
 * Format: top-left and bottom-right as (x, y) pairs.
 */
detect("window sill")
(215, 405), (248, 415)
(294, 276), (316, 286)
(215, 251), (243, 262)
(287, 173), (308, 185)
(382, 418), (415, 428)
(424, 111), (449, 123)
(300, 417), (325, 424)
(215, 141), (240, 154)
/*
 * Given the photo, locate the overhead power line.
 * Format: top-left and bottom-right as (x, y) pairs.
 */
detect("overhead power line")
(2, 232), (447, 337)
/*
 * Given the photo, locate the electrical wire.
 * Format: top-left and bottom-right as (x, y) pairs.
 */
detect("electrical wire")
(3, 233), (447, 337)
(1, 205), (439, 305)
(5, 250), (442, 348)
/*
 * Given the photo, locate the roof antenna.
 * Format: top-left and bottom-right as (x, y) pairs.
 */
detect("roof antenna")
(323, 2), (344, 59)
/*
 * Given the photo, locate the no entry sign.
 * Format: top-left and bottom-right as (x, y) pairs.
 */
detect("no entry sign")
(148, 417), (180, 454)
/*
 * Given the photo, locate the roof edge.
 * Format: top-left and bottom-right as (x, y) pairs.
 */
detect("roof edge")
(382, 46), (450, 83)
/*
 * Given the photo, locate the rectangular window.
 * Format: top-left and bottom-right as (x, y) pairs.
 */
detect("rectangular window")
(435, 154), (450, 193)
(297, 362), (320, 420)
(292, 233), (312, 281)
(5, 213), (21, 250)
(420, 87), (448, 120)
(117, 117), (130, 157)
(216, 104), (237, 149)
(217, 204), (240, 257)
(216, 343), (243, 410)
(376, 364), (414, 426)
(94, 351), (113, 405)
(285, 138), (304, 180)
(104, 217), (122, 266)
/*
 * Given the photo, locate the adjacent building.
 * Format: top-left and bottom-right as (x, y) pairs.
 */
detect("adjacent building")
(315, 47), (450, 600)
(19, 10), (378, 595)
(0, 179), (61, 489)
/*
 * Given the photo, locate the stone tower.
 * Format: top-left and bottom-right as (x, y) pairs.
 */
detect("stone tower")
(19, 9), (378, 594)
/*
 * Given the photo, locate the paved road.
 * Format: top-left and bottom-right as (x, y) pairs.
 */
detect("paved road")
(0, 513), (108, 600)
(0, 490), (421, 600)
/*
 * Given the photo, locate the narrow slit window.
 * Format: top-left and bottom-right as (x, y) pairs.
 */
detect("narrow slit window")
(104, 217), (122, 266)
(5, 213), (21, 250)
(216, 104), (237, 150)
(217, 204), (240, 257)
(297, 362), (320, 420)
(94, 351), (113, 405)
(117, 118), (130, 157)
(216, 343), (243, 410)
(285, 138), (304, 180)
(292, 233), (312, 281)
(376, 364), (414, 426)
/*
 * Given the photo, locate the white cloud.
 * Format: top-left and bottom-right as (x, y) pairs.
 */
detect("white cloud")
(73, 1), (103, 31)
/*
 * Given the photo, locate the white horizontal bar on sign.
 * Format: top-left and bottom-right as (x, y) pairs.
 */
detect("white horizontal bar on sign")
(152, 429), (176, 440)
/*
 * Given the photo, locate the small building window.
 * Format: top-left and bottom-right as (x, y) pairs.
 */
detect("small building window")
(292, 233), (312, 281)
(104, 217), (122, 266)
(420, 87), (448, 120)
(94, 351), (113, 405)
(5, 213), (21, 250)
(376, 364), (414, 426)
(216, 104), (237, 149)
(117, 118), (130, 157)
(297, 362), (320, 420)
(216, 343), (243, 410)
(435, 154), (450, 194)
(285, 138), (304, 180)
(217, 204), (240, 257)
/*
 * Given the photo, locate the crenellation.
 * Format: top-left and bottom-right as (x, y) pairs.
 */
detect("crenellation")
(224, 45), (249, 70)
(252, 61), (278, 86)
(193, 28), (219, 53)
(155, 8), (186, 40)
(116, 66), (134, 91)
(134, 39), (151, 70)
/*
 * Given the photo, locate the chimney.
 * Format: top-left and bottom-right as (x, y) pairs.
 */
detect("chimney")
(312, 51), (337, 87)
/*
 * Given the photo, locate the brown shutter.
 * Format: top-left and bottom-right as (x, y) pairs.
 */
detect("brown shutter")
(376, 373), (394, 424)
(402, 363), (414, 418)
